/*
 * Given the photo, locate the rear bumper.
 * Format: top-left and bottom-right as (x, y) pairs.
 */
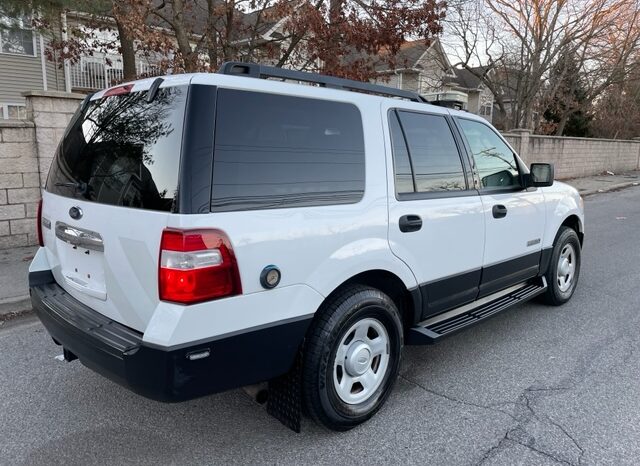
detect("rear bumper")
(30, 271), (311, 402)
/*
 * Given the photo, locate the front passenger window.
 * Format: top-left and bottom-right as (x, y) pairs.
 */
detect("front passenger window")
(458, 119), (521, 189)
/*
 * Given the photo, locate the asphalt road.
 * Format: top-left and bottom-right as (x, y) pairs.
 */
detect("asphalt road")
(2, 187), (640, 466)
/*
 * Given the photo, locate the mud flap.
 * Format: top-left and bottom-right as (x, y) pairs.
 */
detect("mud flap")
(267, 350), (303, 433)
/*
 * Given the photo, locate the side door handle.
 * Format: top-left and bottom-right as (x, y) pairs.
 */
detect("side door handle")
(399, 215), (422, 232)
(492, 204), (508, 219)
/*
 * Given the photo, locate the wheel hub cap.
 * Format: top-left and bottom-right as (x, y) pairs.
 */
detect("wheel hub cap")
(333, 317), (390, 405)
(557, 243), (576, 293)
(345, 342), (372, 376)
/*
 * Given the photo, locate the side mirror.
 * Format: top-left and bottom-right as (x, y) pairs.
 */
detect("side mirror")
(527, 163), (554, 187)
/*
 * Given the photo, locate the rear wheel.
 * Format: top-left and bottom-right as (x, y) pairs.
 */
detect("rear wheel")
(541, 226), (581, 305)
(302, 285), (403, 431)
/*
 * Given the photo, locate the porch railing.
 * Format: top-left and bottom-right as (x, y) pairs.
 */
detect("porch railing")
(69, 59), (161, 91)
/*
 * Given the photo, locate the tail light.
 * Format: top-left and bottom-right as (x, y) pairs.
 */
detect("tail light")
(36, 199), (44, 247)
(159, 229), (242, 304)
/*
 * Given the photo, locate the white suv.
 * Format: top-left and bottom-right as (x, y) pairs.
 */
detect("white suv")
(29, 63), (584, 432)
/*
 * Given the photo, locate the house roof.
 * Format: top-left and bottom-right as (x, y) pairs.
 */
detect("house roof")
(147, 0), (282, 41)
(445, 66), (489, 90)
(374, 40), (431, 72)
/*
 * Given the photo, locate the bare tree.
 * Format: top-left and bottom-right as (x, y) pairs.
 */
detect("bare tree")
(445, 0), (640, 132)
(591, 65), (640, 139)
(540, 3), (640, 135)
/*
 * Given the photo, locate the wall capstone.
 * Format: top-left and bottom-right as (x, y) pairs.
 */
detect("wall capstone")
(23, 91), (85, 189)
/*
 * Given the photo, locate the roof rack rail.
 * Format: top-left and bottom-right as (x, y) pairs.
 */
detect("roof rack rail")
(217, 61), (428, 103)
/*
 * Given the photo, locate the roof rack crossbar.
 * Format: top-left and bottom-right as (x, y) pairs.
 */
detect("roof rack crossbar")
(217, 62), (426, 102)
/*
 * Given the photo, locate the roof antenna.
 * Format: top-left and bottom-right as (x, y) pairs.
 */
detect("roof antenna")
(147, 77), (164, 103)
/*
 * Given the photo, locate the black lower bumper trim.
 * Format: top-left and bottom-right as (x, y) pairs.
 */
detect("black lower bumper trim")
(31, 272), (312, 402)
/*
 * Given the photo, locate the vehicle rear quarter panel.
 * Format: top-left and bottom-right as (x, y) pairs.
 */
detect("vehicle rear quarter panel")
(153, 93), (417, 347)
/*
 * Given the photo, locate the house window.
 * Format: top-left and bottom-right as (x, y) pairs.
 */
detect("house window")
(0, 14), (35, 56)
(479, 104), (493, 117)
(1, 103), (27, 120)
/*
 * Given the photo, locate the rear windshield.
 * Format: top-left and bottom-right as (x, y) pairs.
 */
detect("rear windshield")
(46, 85), (187, 212)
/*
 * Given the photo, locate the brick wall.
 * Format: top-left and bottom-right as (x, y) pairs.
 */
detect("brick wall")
(504, 130), (640, 179)
(0, 91), (84, 249)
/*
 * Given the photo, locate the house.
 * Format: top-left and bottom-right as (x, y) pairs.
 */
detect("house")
(0, 7), (282, 114)
(0, 12), (65, 119)
(374, 40), (495, 122)
(0, 9), (163, 121)
(443, 67), (495, 122)
(1, 9), (495, 123)
(374, 40), (454, 96)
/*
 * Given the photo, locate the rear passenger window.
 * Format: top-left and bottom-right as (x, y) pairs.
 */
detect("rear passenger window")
(389, 112), (414, 194)
(212, 89), (365, 211)
(391, 111), (466, 193)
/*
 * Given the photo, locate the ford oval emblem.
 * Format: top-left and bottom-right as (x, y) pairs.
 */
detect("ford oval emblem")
(69, 206), (83, 220)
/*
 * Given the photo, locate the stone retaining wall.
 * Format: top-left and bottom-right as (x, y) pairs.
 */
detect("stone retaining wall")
(504, 130), (640, 179)
(0, 91), (84, 249)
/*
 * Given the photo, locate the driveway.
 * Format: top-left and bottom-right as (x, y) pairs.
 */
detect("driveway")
(2, 187), (640, 465)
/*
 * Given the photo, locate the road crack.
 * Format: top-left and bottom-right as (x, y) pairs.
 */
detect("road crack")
(399, 373), (585, 465)
(398, 374), (518, 422)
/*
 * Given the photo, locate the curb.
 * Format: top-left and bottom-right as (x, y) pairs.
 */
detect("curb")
(0, 308), (34, 326)
(578, 181), (640, 197)
(0, 297), (32, 318)
(0, 294), (30, 305)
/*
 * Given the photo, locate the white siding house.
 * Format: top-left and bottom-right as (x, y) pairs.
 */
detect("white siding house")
(0, 13), (66, 119)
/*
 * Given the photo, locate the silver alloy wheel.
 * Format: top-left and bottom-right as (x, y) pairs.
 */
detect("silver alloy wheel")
(333, 317), (390, 405)
(557, 243), (576, 293)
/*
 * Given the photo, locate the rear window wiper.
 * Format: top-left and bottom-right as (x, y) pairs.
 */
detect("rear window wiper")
(55, 181), (88, 193)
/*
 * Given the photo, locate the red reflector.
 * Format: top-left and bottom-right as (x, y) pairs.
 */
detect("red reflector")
(159, 229), (242, 304)
(103, 84), (133, 97)
(36, 198), (44, 247)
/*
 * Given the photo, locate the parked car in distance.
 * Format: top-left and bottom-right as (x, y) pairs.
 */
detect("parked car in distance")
(29, 63), (584, 432)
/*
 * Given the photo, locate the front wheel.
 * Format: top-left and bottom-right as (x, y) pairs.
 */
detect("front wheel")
(302, 285), (403, 431)
(541, 226), (581, 305)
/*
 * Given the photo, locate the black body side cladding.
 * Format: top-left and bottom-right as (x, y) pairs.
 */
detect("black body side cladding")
(416, 249), (553, 322)
(478, 251), (541, 298)
(30, 273), (311, 402)
(409, 287), (423, 325)
(420, 269), (481, 319)
(538, 247), (553, 276)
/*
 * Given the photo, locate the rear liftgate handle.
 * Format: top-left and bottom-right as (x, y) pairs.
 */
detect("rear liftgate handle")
(492, 204), (508, 219)
(399, 215), (423, 233)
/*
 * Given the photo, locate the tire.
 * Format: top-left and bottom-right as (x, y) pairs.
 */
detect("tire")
(302, 285), (403, 431)
(541, 226), (581, 306)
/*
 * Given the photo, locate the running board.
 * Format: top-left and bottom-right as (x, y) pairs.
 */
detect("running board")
(407, 277), (547, 345)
